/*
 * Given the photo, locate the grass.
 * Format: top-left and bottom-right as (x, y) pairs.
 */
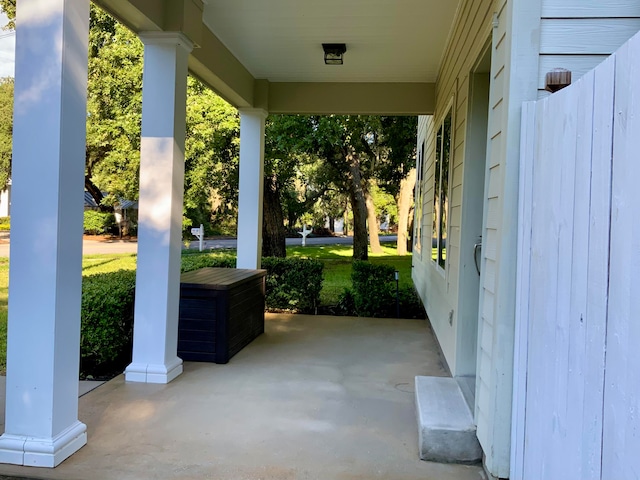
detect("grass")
(288, 244), (414, 305)
(0, 244), (414, 374)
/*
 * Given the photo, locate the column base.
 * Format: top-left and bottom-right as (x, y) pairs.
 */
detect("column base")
(125, 357), (183, 384)
(0, 421), (87, 467)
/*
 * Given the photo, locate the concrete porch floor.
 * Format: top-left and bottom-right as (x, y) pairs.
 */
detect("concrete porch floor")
(0, 314), (485, 480)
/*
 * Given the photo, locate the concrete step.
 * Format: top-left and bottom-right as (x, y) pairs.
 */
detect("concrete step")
(415, 376), (482, 464)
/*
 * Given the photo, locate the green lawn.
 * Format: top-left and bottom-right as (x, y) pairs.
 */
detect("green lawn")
(288, 244), (414, 304)
(0, 245), (414, 373)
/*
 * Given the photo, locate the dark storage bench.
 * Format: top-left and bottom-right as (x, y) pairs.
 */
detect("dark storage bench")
(177, 268), (266, 364)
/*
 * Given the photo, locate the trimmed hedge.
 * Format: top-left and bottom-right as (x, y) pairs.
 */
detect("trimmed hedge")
(80, 270), (136, 378)
(180, 253), (236, 273)
(351, 261), (396, 317)
(339, 260), (425, 319)
(84, 210), (115, 235)
(262, 257), (323, 313)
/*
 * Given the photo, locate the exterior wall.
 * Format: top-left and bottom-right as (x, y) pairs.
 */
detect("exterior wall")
(414, 0), (640, 477)
(537, 0), (640, 98)
(414, 0), (540, 476)
(413, 0), (496, 378)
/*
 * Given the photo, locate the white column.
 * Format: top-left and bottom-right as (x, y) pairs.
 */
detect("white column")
(237, 109), (267, 269)
(0, 0), (89, 468)
(125, 33), (193, 384)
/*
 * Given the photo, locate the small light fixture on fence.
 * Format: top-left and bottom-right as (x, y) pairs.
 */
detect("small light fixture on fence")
(323, 43), (347, 65)
(545, 68), (572, 93)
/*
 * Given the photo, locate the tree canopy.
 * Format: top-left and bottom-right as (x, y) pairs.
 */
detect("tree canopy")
(0, 77), (12, 190)
(0, 1), (418, 258)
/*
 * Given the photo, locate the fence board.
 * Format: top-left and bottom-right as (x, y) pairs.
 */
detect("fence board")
(510, 101), (536, 480)
(581, 55), (615, 479)
(602, 32), (640, 480)
(515, 41), (620, 480)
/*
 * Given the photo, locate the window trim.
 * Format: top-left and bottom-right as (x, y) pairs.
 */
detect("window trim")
(431, 98), (454, 274)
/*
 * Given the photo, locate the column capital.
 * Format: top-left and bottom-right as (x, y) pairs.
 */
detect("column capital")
(238, 108), (269, 119)
(139, 31), (194, 53)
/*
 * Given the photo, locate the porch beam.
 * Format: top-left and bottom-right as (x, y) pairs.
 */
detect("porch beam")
(267, 82), (436, 115)
(125, 32), (193, 384)
(0, 0), (90, 467)
(236, 109), (267, 269)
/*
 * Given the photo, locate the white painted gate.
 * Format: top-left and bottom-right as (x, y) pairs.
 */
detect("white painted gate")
(512, 30), (640, 480)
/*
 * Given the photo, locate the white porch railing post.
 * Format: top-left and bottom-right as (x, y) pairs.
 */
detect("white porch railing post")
(237, 109), (267, 269)
(0, 0), (90, 467)
(125, 32), (193, 384)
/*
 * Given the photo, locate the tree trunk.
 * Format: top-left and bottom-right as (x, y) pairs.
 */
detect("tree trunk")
(397, 167), (416, 255)
(346, 153), (368, 261)
(329, 217), (335, 233)
(365, 182), (383, 255)
(262, 176), (287, 257)
(84, 176), (112, 212)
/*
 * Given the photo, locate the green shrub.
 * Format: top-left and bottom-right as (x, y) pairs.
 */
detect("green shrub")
(342, 261), (426, 318)
(180, 252), (236, 272)
(350, 261), (395, 317)
(83, 210), (115, 235)
(262, 257), (323, 313)
(0, 216), (9, 231)
(336, 288), (356, 316)
(80, 270), (136, 377)
(397, 286), (426, 319)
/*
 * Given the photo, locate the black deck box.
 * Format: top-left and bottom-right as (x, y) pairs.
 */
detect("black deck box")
(177, 267), (266, 364)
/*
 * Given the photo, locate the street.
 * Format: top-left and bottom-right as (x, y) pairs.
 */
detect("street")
(0, 234), (399, 257)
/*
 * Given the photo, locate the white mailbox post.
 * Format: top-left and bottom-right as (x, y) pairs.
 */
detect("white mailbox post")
(300, 225), (313, 247)
(191, 224), (204, 251)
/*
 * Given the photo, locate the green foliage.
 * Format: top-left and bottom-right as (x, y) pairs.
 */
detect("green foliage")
(0, 77), (13, 190)
(180, 252), (236, 272)
(0, 0), (15, 30)
(80, 270), (136, 376)
(184, 77), (240, 233)
(350, 261), (396, 317)
(86, 7), (143, 201)
(262, 257), (324, 313)
(0, 216), (9, 231)
(83, 210), (115, 235)
(339, 260), (425, 318)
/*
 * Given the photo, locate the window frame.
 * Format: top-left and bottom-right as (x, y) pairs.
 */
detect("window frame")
(431, 100), (454, 273)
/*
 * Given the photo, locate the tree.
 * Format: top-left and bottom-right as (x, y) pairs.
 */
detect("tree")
(85, 7), (143, 209)
(184, 77), (239, 234)
(0, 77), (12, 191)
(374, 116), (418, 255)
(0, 0), (14, 30)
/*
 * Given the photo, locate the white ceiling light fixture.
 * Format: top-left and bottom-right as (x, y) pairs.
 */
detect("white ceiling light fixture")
(322, 43), (346, 65)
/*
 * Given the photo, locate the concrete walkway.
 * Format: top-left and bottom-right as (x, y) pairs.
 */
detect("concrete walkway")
(0, 314), (485, 480)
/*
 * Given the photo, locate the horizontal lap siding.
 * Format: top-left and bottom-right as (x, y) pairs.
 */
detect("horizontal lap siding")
(412, 0), (494, 376)
(538, 0), (640, 97)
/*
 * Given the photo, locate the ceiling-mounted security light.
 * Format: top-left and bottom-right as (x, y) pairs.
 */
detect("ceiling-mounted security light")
(322, 43), (346, 65)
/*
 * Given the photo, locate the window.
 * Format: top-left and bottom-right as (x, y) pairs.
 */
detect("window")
(432, 109), (452, 269)
(414, 141), (425, 251)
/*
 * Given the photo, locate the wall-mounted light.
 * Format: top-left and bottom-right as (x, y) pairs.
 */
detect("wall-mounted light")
(322, 43), (346, 65)
(545, 68), (572, 93)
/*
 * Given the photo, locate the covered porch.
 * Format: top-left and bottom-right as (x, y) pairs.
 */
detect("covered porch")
(1, 0), (461, 470)
(0, 314), (482, 480)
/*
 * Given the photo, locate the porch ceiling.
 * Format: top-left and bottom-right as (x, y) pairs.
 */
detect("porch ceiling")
(93, 0), (458, 114)
(202, 0), (461, 84)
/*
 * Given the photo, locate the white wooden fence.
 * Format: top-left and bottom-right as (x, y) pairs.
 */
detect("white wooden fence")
(512, 30), (640, 480)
